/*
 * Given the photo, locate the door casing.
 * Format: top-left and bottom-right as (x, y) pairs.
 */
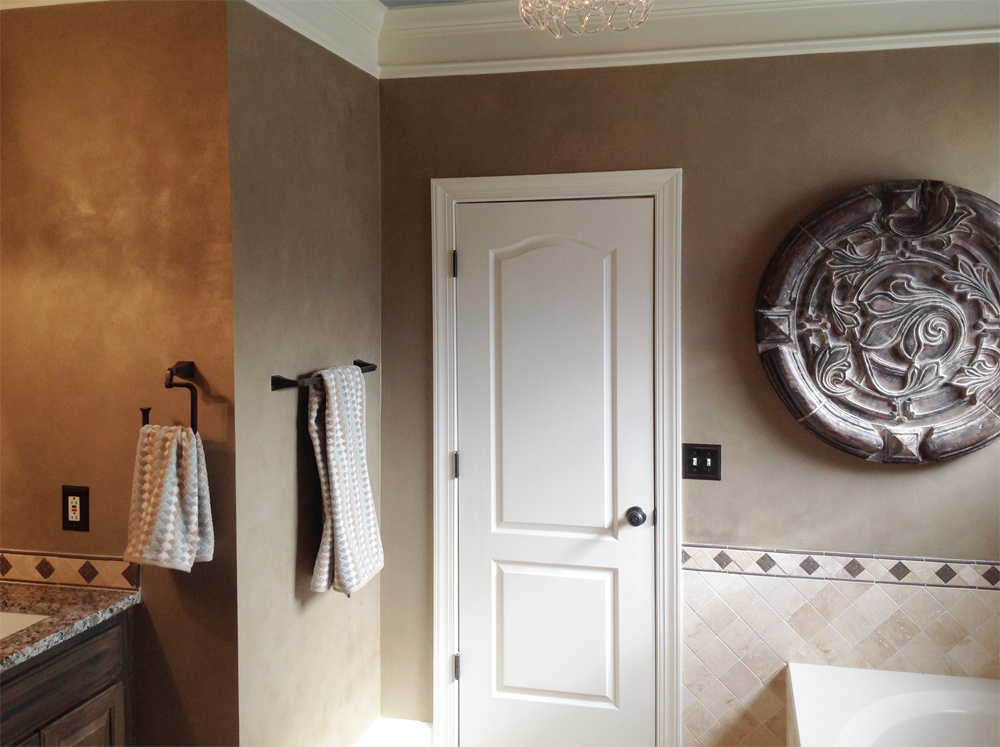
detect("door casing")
(431, 170), (682, 747)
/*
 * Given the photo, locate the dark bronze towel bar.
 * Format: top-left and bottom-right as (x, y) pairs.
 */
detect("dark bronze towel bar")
(270, 360), (377, 391)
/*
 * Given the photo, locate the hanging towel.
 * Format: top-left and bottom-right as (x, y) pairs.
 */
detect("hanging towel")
(124, 425), (214, 571)
(307, 366), (384, 594)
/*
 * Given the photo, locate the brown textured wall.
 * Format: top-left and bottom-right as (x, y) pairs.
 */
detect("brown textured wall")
(0, 3), (240, 744)
(228, 3), (382, 745)
(379, 45), (1000, 720)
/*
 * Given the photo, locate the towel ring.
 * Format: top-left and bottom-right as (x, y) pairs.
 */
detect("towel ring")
(141, 361), (199, 433)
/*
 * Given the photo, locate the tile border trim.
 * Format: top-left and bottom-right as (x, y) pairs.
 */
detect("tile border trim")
(0, 549), (140, 590)
(682, 543), (999, 591)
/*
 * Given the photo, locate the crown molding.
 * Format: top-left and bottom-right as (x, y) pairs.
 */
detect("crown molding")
(378, 0), (1000, 79)
(1, 0), (996, 80)
(245, 0), (385, 78)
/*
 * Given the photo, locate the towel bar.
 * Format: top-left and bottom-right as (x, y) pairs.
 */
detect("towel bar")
(271, 360), (377, 391)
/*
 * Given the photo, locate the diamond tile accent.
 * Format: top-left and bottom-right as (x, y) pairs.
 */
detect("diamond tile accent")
(679, 544), (1000, 591)
(34, 558), (55, 579)
(800, 556), (819, 575)
(121, 563), (139, 589)
(713, 551), (732, 570)
(983, 566), (1000, 587)
(889, 561), (911, 581)
(78, 560), (99, 584)
(958, 564), (982, 587)
(936, 564), (957, 584)
(756, 554), (776, 573)
(844, 559), (865, 578)
(682, 549), (691, 564)
(0, 550), (139, 589)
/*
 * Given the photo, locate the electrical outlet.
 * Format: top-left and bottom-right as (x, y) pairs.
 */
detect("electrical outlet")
(62, 485), (90, 531)
(683, 444), (722, 481)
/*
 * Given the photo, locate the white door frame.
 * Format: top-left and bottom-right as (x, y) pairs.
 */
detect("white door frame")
(431, 170), (683, 747)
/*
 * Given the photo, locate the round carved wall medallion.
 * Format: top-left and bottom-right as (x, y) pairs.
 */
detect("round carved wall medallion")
(756, 181), (1000, 463)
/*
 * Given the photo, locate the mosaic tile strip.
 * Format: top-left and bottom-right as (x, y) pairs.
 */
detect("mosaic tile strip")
(681, 570), (999, 747)
(0, 550), (139, 590)
(682, 543), (1000, 591)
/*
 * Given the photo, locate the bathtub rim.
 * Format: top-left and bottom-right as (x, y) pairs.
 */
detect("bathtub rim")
(787, 661), (999, 747)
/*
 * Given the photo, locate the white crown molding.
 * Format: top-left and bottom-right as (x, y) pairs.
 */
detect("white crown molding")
(246, 0), (385, 78)
(2, 0), (996, 80)
(378, 0), (1000, 78)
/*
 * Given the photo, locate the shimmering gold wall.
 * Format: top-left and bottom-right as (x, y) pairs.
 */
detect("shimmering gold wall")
(0, 3), (238, 743)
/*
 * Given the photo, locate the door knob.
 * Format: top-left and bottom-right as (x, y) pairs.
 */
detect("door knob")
(626, 506), (647, 527)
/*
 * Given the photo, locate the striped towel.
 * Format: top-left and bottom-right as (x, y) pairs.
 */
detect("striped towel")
(124, 425), (214, 571)
(307, 366), (383, 594)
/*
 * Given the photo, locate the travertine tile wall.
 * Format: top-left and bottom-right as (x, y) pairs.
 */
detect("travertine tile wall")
(682, 544), (1000, 747)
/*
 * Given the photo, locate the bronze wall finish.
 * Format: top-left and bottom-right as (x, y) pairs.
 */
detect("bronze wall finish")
(228, 3), (382, 744)
(0, 3), (239, 744)
(756, 181), (1000, 463)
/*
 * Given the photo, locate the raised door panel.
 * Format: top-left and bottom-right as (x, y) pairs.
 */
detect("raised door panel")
(496, 561), (616, 704)
(495, 239), (614, 534)
(40, 683), (124, 747)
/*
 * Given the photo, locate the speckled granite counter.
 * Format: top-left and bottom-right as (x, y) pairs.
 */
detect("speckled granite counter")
(1, 582), (140, 672)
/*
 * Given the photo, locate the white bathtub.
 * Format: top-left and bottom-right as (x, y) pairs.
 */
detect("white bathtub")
(788, 662), (1000, 747)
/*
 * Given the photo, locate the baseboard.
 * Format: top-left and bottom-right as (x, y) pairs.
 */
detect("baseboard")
(353, 717), (432, 747)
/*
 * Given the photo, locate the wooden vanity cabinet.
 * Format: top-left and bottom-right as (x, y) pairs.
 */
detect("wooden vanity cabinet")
(38, 682), (125, 746)
(0, 614), (132, 747)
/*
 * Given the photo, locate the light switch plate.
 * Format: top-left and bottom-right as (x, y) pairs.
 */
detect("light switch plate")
(683, 444), (721, 481)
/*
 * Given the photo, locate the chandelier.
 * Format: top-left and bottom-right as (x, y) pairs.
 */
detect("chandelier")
(519, 0), (654, 38)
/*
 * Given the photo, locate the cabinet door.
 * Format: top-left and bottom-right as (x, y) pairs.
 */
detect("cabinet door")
(39, 684), (124, 747)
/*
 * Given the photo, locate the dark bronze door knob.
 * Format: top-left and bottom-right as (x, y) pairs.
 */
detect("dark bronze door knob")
(626, 506), (647, 527)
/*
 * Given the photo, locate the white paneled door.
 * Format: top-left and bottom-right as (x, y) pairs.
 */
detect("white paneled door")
(456, 198), (656, 746)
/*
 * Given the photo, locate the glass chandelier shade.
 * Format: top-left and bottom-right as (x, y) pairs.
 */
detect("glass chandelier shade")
(519, 0), (654, 38)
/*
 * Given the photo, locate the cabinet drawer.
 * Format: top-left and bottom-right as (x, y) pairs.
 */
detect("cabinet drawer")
(40, 683), (124, 747)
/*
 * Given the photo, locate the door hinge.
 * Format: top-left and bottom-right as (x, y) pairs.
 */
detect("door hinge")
(452, 250), (458, 278)
(454, 652), (461, 680)
(653, 508), (657, 526)
(453, 451), (459, 478)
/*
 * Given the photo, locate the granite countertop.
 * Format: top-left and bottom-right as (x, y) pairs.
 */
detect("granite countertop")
(1, 582), (140, 672)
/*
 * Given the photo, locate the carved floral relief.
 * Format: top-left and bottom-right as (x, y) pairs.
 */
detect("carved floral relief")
(756, 181), (1000, 463)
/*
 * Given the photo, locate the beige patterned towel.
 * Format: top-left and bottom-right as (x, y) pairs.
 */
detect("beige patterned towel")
(307, 366), (383, 594)
(124, 425), (214, 571)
